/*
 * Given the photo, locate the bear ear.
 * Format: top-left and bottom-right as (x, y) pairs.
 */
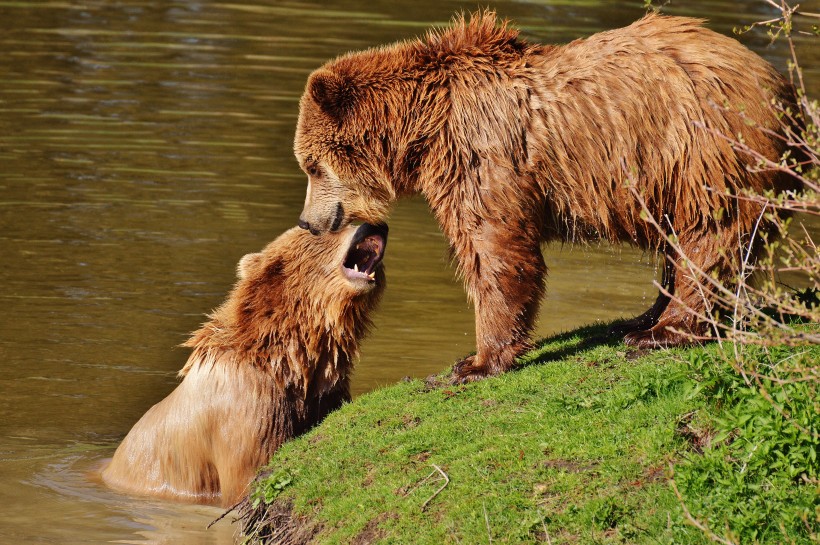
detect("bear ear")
(308, 69), (357, 121)
(237, 252), (263, 280)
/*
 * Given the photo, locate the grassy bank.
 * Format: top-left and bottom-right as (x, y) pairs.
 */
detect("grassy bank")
(238, 324), (819, 544)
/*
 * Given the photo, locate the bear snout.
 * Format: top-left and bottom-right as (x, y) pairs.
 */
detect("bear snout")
(298, 218), (322, 236)
(299, 201), (346, 235)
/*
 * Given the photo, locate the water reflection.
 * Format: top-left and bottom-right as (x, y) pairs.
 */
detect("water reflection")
(0, 0), (817, 543)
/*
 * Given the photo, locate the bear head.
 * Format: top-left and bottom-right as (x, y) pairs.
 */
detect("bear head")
(190, 222), (388, 374)
(233, 222), (387, 327)
(293, 49), (422, 234)
(292, 12), (515, 236)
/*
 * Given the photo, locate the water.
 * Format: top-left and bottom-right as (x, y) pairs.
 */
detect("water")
(0, 1), (817, 543)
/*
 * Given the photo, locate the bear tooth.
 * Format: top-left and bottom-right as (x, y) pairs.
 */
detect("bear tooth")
(368, 272), (375, 279)
(353, 263), (359, 273)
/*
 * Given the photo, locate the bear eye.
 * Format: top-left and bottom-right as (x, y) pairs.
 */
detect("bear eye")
(306, 163), (321, 178)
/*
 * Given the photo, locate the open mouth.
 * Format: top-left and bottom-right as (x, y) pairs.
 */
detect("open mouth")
(342, 223), (388, 282)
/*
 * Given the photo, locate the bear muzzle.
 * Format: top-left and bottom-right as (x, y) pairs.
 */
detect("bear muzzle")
(299, 202), (346, 235)
(342, 223), (388, 283)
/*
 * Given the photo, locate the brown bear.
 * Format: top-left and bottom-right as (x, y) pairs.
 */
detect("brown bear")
(293, 12), (801, 382)
(101, 223), (387, 506)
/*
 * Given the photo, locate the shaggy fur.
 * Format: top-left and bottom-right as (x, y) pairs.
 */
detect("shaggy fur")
(294, 12), (801, 382)
(101, 226), (385, 506)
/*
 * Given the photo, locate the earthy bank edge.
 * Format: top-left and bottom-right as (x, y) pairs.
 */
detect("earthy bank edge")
(236, 323), (819, 544)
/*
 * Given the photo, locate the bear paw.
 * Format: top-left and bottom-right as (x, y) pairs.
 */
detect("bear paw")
(451, 355), (500, 384)
(623, 325), (695, 349)
(608, 317), (652, 337)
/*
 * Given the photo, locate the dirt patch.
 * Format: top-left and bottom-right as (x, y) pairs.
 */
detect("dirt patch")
(362, 464), (376, 488)
(410, 450), (431, 464)
(622, 463), (668, 488)
(351, 513), (393, 545)
(675, 411), (717, 454)
(643, 464), (666, 483)
(402, 415), (421, 429)
(541, 458), (598, 473)
(625, 349), (651, 361)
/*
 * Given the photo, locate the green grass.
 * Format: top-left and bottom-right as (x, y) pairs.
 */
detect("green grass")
(673, 344), (819, 544)
(241, 324), (819, 544)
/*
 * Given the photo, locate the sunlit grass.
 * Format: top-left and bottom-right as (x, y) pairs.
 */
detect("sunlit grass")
(242, 324), (818, 544)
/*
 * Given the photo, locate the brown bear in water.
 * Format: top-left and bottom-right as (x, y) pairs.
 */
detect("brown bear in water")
(293, 12), (801, 383)
(101, 223), (387, 506)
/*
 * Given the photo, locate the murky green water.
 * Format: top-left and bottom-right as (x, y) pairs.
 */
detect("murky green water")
(1, 1), (817, 542)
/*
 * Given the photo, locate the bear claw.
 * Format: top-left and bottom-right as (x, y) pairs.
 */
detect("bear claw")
(451, 356), (499, 384)
(623, 326), (695, 349)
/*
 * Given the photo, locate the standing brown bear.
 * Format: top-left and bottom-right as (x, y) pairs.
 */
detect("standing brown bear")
(294, 12), (800, 383)
(102, 223), (387, 506)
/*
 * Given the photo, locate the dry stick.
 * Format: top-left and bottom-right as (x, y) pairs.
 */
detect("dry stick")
(708, 193), (819, 216)
(780, 1), (810, 112)
(691, 101), (818, 190)
(541, 518), (553, 545)
(648, 262), (764, 346)
(800, 223), (818, 253)
(652, 276), (820, 348)
(421, 464), (450, 512)
(732, 202), (770, 372)
(206, 498), (244, 530)
(627, 184), (733, 301)
(693, 122), (819, 194)
(404, 468), (437, 497)
(761, 3), (820, 145)
(483, 502), (493, 545)
(629, 188), (726, 344)
(758, 0), (814, 112)
(745, 351), (818, 384)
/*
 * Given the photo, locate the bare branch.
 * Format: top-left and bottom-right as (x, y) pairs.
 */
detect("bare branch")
(421, 464), (450, 512)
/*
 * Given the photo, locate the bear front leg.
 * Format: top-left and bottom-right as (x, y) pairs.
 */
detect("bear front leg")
(449, 219), (546, 383)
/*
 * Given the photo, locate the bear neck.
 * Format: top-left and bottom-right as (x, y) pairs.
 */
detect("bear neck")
(375, 29), (550, 196)
(180, 291), (375, 397)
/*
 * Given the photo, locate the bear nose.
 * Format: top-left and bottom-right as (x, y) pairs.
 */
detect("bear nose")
(298, 218), (311, 231)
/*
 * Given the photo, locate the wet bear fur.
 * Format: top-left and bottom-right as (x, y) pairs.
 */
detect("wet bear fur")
(101, 226), (385, 506)
(294, 12), (801, 382)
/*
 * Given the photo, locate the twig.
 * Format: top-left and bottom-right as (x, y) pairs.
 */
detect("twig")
(542, 518), (553, 545)
(206, 498), (244, 530)
(421, 464), (450, 512)
(628, 183), (803, 337)
(403, 468), (437, 497)
(483, 502), (493, 544)
(692, 121), (818, 193)
(733, 202), (769, 367)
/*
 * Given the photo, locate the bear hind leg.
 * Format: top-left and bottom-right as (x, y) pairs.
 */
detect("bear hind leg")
(623, 231), (733, 348)
(609, 248), (675, 337)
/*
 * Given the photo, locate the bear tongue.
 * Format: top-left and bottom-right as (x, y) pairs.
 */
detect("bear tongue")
(345, 238), (382, 275)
